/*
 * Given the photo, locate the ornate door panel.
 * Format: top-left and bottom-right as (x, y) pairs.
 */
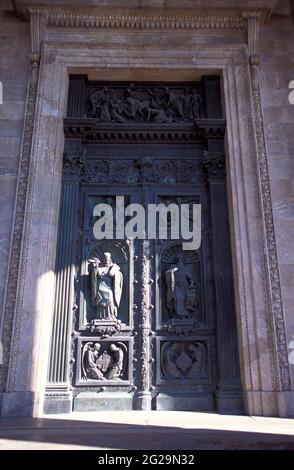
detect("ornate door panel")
(45, 78), (243, 414)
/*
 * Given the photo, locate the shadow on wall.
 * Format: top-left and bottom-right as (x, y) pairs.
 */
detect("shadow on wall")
(0, 418), (293, 449)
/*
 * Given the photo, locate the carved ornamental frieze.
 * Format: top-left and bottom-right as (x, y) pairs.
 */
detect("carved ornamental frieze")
(88, 84), (204, 124)
(63, 152), (206, 185)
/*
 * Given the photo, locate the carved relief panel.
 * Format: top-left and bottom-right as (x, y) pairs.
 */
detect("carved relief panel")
(76, 337), (133, 386)
(159, 339), (209, 383)
(159, 245), (203, 332)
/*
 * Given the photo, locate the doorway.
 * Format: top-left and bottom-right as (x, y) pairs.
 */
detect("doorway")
(46, 76), (243, 413)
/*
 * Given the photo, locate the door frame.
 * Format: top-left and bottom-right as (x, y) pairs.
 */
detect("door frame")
(1, 16), (292, 417)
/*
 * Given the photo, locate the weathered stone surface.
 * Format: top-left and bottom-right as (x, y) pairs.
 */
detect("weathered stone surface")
(73, 392), (133, 412)
(0, 1), (30, 393)
(155, 393), (214, 412)
(259, 2), (294, 375)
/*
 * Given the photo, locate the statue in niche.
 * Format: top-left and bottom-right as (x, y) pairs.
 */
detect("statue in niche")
(187, 342), (206, 378)
(165, 254), (198, 320)
(83, 342), (105, 380)
(88, 252), (123, 321)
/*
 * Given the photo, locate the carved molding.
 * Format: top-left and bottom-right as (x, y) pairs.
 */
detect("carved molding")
(46, 12), (247, 31)
(251, 82), (291, 391)
(0, 61), (40, 391)
(64, 120), (225, 144)
(140, 241), (151, 393)
(64, 122), (206, 144)
(63, 153), (206, 186)
(13, 0), (279, 25)
(245, 13), (291, 391)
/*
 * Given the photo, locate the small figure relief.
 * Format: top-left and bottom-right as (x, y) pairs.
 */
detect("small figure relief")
(163, 343), (182, 379)
(82, 341), (127, 381)
(165, 253), (198, 319)
(83, 342), (104, 380)
(186, 343), (207, 379)
(88, 252), (123, 321)
(105, 344), (125, 380)
(161, 341), (207, 380)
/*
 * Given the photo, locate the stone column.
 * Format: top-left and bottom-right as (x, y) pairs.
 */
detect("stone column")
(44, 178), (79, 413)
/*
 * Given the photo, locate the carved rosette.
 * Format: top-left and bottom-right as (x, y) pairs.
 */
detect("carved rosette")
(202, 151), (226, 178)
(161, 340), (208, 381)
(63, 150), (86, 178)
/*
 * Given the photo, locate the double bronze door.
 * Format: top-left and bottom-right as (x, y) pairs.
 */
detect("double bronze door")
(53, 142), (243, 412)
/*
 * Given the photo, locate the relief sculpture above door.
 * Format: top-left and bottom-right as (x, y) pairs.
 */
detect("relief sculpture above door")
(45, 77), (243, 414)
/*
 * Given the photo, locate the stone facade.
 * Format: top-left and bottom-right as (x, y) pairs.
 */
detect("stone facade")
(0, 0), (30, 393)
(259, 1), (294, 390)
(0, 0), (293, 418)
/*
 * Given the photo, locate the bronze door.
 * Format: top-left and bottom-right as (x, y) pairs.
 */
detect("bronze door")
(45, 78), (243, 414)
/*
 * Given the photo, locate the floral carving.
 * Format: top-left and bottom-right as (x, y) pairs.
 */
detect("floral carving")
(161, 341), (207, 380)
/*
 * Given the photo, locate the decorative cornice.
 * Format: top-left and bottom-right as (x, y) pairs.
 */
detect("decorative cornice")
(45, 12), (246, 31)
(64, 122), (204, 144)
(13, 1), (279, 24)
(14, 2), (277, 31)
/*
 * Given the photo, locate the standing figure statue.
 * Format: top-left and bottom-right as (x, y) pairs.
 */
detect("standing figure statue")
(89, 252), (123, 321)
(165, 254), (198, 319)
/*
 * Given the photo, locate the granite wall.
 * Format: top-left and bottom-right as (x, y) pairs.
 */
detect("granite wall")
(0, 0), (30, 338)
(259, 0), (294, 382)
